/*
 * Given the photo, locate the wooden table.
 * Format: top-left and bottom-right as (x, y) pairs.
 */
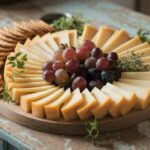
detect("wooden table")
(0, 0), (150, 149)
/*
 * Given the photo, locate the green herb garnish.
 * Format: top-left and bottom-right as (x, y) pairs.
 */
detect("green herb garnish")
(118, 52), (149, 72)
(137, 29), (150, 44)
(53, 14), (89, 35)
(85, 117), (100, 144)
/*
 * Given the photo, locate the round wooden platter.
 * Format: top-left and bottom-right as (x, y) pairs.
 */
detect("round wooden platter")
(0, 100), (150, 135)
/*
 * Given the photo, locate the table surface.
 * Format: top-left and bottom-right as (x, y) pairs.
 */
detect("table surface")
(0, 0), (150, 150)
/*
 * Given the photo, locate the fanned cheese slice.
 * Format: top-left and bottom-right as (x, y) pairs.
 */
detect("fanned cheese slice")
(102, 29), (130, 53)
(23, 64), (42, 70)
(12, 85), (52, 104)
(113, 81), (150, 109)
(40, 33), (59, 51)
(142, 56), (150, 63)
(91, 87), (111, 119)
(101, 86), (127, 118)
(45, 88), (71, 120)
(52, 30), (70, 46)
(77, 88), (97, 120)
(32, 35), (41, 44)
(121, 72), (150, 80)
(61, 88), (84, 121)
(26, 59), (43, 67)
(24, 39), (32, 47)
(118, 42), (150, 57)
(21, 86), (58, 112)
(93, 26), (115, 48)
(134, 47), (150, 56)
(81, 24), (97, 41)
(106, 83), (136, 115)
(68, 30), (77, 47)
(113, 37), (142, 53)
(32, 88), (64, 118)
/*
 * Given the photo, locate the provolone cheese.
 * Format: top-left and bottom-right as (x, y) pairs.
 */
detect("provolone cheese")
(69, 30), (77, 47)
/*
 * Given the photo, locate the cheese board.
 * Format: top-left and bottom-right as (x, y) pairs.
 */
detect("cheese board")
(0, 100), (150, 135)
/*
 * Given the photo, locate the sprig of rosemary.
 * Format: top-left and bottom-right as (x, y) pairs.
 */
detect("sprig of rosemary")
(137, 29), (150, 44)
(85, 117), (100, 144)
(118, 52), (149, 72)
(53, 14), (89, 35)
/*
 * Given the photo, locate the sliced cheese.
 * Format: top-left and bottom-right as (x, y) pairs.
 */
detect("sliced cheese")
(121, 72), (150, 80)
(32, 88), (64, 118)
(31, 35), (41, 44)
(23, 64), (42, 70)
(102, 29), (130, 53)
(68, 30), (77, 47)
(45, 88), (71, 120)
(61, 88), (84, 121)
(106, 83), (136, 115)
(77, 88), (97, 120)
(113, 37), (142, 53)
(142, 56), (150, 63)
(24, 39), (32, 47)
(113, 81), (150, 109)
(81, 24), (97, 41)
(91, 87), (112, 119)
(134, 47), (150, 56)
(12, 85), (52, 104)
(21, 86), (58, 112)
(26, 60), (42, 67)
(101, 86), (127, 118)
(93, 26), (115, 48)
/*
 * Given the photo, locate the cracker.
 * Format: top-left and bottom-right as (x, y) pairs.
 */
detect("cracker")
(0, 52), (11, 57)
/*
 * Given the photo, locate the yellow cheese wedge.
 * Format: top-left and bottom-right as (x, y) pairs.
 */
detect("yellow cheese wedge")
(142, 56), (150, 63)
(52, 30), (70, 46)
(93, 26), (115, 48)
(61, 88), (84, 121)
(91, 87), (112, 119)
(118, 42), (150, 57)
(31, 35), (41, 44)
(77, 88), (97, 120)
(121, 72), (150, 80)
(92, 33), (98, 42)
(32, 88), (64, 118)
(23, 64), (42, 70)
(102, 29), (130, 53)
(113, 81), (150, 109)
(45, 88), (71, 120)
(106, 83), (136, 115)
(21, 86), (58, 112)
(68, 30), (77, 47)
(24, 39), (32, 47)
(101, 86), (127, 118)
(134, 47), (150, 56)
(40, 33), (59, 51)
(81, 24), (97, 41)
(12, 85), (52, 104)
(26, 60), (42, 67)
(113, 37), (142, 53)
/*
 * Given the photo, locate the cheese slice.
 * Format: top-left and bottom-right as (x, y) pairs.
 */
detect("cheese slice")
(113, 37), (142, 53)
(102, 29), (130, 53)
(142, 56), (150, 63)
(91, 87), (111, 119)
(68, 30), (77, 47)
(134, 47), (150, 56)
(26, 60), (42, 67)
(61, 88), (84, 121)
(92, 33), (98, 42)
(12, 85), (52, 104)
(24, 39), (32, 47)
(77, 88), (97, 120)
(52, 30), (70, 46)
(106, 83), (136, 115)
(45, 88), (71, 120)
(21, 86), (58, 112)
(40, 33), (59, 51)
(23, 64), (42, 70)
(81, 24), (97, 41)
(31, 35), (41, 44)
(121, 72), (150, 80)
(118, 42), (150, 57)
(113, 81), (150, 109)
(93, 26), (115, 48)
(32, 88), (64, 118)
(101, 86), (127, 118)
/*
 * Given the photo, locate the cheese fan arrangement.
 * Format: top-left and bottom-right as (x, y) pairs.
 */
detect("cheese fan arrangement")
(1, 19), (150, 137)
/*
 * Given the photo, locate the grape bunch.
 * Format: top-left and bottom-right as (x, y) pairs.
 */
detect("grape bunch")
(42, 40), (121, 91)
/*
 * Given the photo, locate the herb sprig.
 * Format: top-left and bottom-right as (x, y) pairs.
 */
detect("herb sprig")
(118, 52), (149, 72)
(53, 14), (89, 35)
(137, 29), (150, 44)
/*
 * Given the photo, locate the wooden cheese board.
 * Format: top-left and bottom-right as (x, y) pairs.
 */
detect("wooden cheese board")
(0, 100), (150, 135)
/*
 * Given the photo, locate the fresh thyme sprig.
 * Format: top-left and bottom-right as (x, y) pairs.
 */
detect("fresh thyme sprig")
(53, 14), (89, 35)
(85, 117), (100, 144)
(7, 52), (27, 69)
(137, 29), (150, 44)
(118, 52), (149, 72)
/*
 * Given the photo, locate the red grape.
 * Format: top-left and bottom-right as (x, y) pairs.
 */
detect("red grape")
(52, 61), (65, 72)
(42, 70), (55, 83)
(91, 48), (103, 59)
(42, 61), (53, 71)
(62, 48), (77, 61)
(84, 57), (96, 68)
(88, 80), (103, 90)
(72, 76), (87, 91)
(107, 52), (118, 61)
(96, 57), (109, 70)
(76, 47), (90, 60)
(82, 40), (95, 51)
(66, 60), (79, 73)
